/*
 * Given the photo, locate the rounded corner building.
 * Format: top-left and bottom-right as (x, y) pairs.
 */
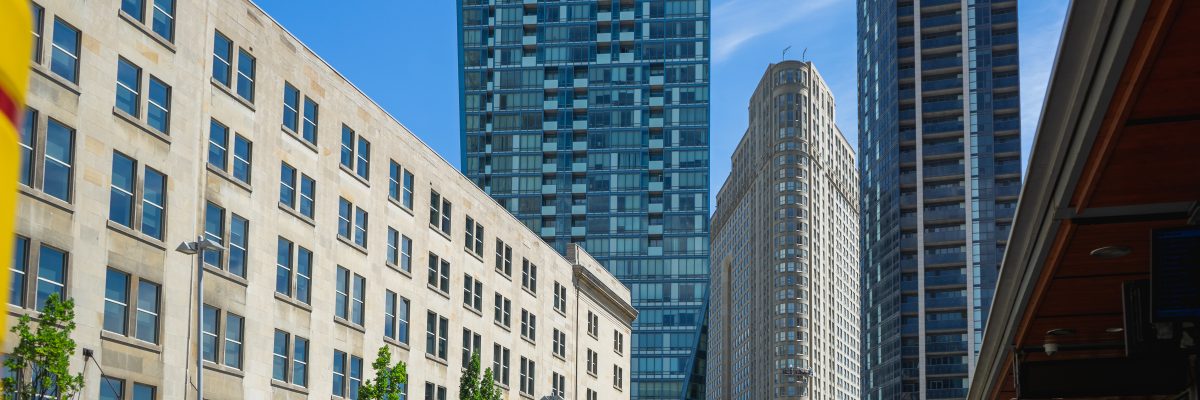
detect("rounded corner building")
(709, 60), (861, 400)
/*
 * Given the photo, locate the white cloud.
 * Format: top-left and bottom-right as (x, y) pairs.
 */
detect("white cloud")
(711, 0), (839, 63)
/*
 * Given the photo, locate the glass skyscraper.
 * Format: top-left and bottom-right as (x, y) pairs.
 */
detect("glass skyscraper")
(456, 1), (711, 399)
(857, 1), (1021, 399)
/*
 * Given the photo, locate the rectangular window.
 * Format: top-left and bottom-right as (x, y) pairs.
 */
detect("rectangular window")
(299, 174), (315, 219)
(424, 383), (446, 400)
(42, 119), (74, 202)
(134, 278), (161, 344)
(275, 237), (293, 296)
(236, 49), (255, 102)
(356, 136), (371, 180)
(384, 290), (397, 340)
(429, 190), (452, 235)
(520, 309), (536, 343)
(353, 206), (368, 247)
(400, 235), (413, 273)
(492, 344), (510, 385)
(282, 83), (299, 132)
(387, 227), (400, 267)
(228, 214), (248, 277)
(212, 32), (232, 85)
(150, 0), (174, 41)
(202, 202), (225, 267)
(587, 389), (598, 400)
(552, 372), (566, 397)
(224, 312), (244, 369)
(115, 58), (141, 117)
(495, 239), (512, 277)
(554, 282), (568, 313)
(340, 125), (354, 170)
(109, 152), (136, 228)
(231, 135), (251, 183)
(519, 357), (535, 395)
(201, 305), (219, 362)
(146, 76), (171, 134)
(493, 293), (511, 328)
(586, 349), (597, 375)
(464, 217), (484, 257)
(349, 355), (363, 399)
(425, 311), (448, 360)
(99, 376), (124, 400)
(279, 162), (296, 209)
(103, 268), (130, 335)
(30, 4), (43, 63)
(35, 244), (67, 311)
(272, 330), (289, 381)
(335, 266), (350, 320)
(50, 19), (80, 83)
(10, 237), (27, 307)
(293, 336), (309, 387)
(302, 97), (318, 144)
(141, 168), (165, 240)
(388, 161), (401, 201)
(614, 330), (624, 354)
(402, 170), (415, 209)
(332, 350), (346, 397)
(588, 311), (600, 337)
(461, 328), (481, 369)
(426, 253), (450, 294)
(351, 274), (366, 325)
(522, 258), (538, 294)
(208, 119), (228, 171)
(463, 274), (482, 312)
(296, 246), (312, 304)
(337, 197), (352, 240)
(389, 293), (410, 344)
(18, 108), (35, 186)
(614, 365), (624, 389)
(552, 329), (566, 358)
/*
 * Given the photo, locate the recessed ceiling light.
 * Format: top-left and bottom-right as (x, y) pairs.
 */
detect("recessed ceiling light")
(1090, 246), (1132, 259)
(1046, 328), (1075, 336)
(1105, 327), (1124, 333)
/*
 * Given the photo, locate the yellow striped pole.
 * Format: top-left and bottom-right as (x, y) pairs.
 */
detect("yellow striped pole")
(0, 0), (33, 341)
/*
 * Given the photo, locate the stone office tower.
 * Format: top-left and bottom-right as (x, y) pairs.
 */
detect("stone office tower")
(456, 1), (712, 398)
(857, 0), (1022, 398)
(708, 60), (861, 400)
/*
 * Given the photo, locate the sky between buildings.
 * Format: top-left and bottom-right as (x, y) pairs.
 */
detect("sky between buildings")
(254, 0), (1069, 209)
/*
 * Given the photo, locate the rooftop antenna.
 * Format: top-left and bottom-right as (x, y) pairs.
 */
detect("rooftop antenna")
(801, 47), (808, 62)
(782, 45), (792, 61)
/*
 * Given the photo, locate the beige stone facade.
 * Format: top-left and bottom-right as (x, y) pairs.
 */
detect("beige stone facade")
(11, 0), (635, 399)
(708, 61), (860, 400)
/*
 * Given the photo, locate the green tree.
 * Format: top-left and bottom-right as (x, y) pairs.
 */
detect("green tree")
(358, 346), (408, 400)
(458, 351), (481, 400)
(1, 294), (85, 400)
(477, 368), (502, 400)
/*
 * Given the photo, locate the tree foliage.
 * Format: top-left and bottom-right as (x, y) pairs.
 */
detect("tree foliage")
(459, 351), (502, 400)
(1, 294), (85, 400)
(358, 346), (408, 400)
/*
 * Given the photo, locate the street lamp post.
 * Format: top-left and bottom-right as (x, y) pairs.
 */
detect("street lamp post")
(176, 236), (223, 400)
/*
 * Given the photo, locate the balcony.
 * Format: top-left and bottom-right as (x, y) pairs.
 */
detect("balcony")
(995, 118), (1020, 131)
(925, 319), (968, 331)
(922, 99), (962, 113)
(922, 76), (962, 92)
(922, 55), (962, 71)
(996, 161), (1021, 176)
(928, 388), (969, 399)
(993, 96), (1020, 110)
(901, 279), (918, 292)
(993, 32), (1018, 47)
(924, 207), (966, 222)
(901, 171), (917, 186)
(902, 345), (920, 357)
(921, 34), (962, 50)
(925, 251), (966, 266)
(923, 141), (964, 158)
(994, 75), (1019, 89)
(925, 296), (967, 309)
(994, 54), (1019, 67)
(994, 138), (1020, 154)
(926, 341), (968, 353)
(922, 0), (959, 8)
(923, 119), (964, 134)
(926, 273), (967, 287)
(924, 185), (965, 200)
(902, 302), (918, 314)
(921, 13), (962, 28)
(927, 363), (969, 375)
(923, 164), (965, 179)
(900, 235), (917, 249)
(924, 229), (966, 244)
(993, 12), (1017, 25)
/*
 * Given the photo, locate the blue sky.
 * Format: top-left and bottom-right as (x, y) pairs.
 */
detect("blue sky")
(255, 0), (1069, 206)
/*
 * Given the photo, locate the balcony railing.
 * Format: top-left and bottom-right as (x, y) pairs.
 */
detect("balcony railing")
(924, 141), (966, 159)
(924, 185), (965, 200)
(926, 341), (968, 353)
(925, 296), (967, 309)
(923, 164), (965, 179)
(921, 34), (961, 50)
(928, 388), (969, 399)
(927, 363), (969, 375)
(924, 207), (966, 222)
(922, 99), (962, 113)
(926, 273), (967, 287)
(923, 120), (964, 134)
(924, 252), (966, 266)
(925, 319), (968, 331)
(923, 77), (962, 92)
(923, 230), (966, 243)
(922, 56), (962, 70)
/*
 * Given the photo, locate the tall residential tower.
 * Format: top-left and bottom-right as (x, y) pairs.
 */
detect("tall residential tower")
(708, 61), (860, 400)
(857, 1), (1022, 399)
(456, 1), (712, 399)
